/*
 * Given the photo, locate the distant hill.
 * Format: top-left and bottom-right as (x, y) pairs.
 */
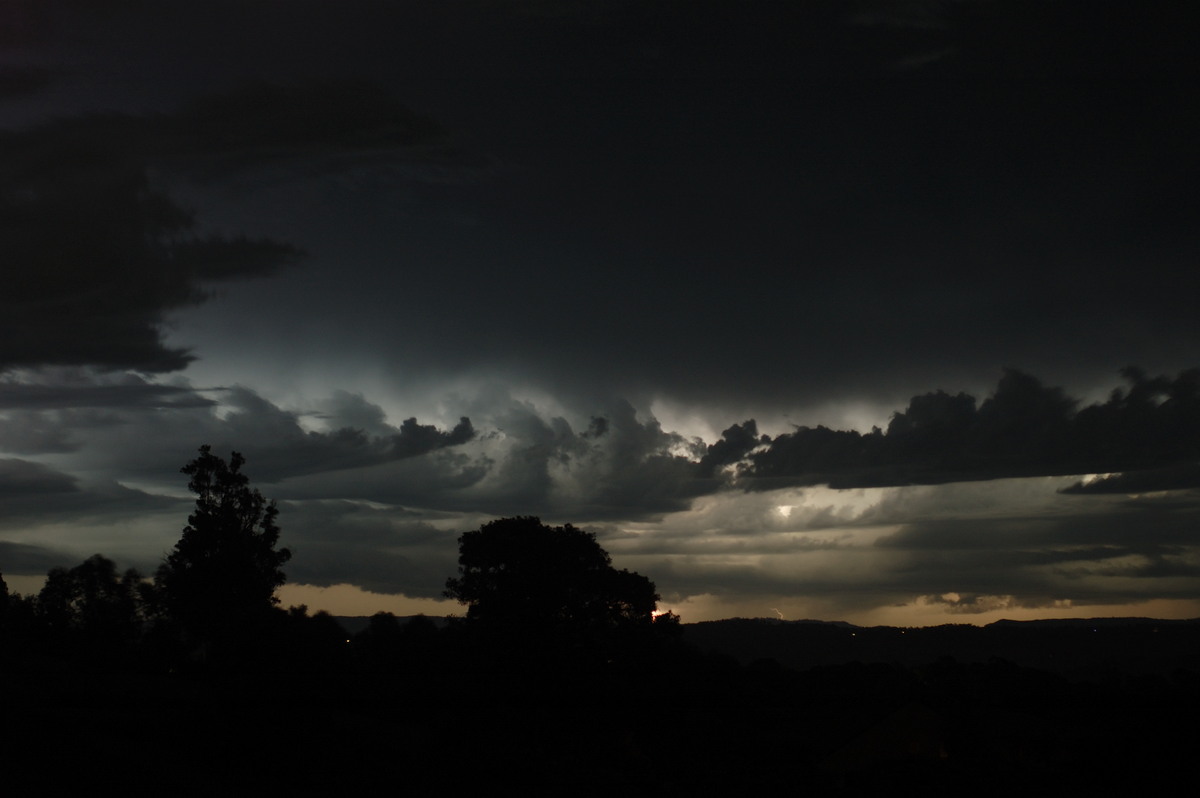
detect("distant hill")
(331, 614), (451, 636)
(327, 613), (1199, 677)
(680, 616), (1200, 677)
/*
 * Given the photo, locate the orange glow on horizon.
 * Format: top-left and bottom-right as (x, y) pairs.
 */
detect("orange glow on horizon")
(278, 583), (461, 618)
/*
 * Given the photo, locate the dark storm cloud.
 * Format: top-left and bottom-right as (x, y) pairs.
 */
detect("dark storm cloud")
(0, 458), (78, 498)
(735, 368), (1200, 491)
(0, 411), (79, 455)
(393, 0), (1198, 415)
(134, 386), (474, 483)
(870, 492), (1200, 606)
(207, 387), (475, 482)
(280, 500), (459, 598)
(275, 450), (492, 509)
(0, 65), (57, 98)
(10, 0), (1196, 415)
(614, 479), (1200, 614)
(166, 80), (445, 180)
(0, 0), (140, 46)
(1062, 465), (1200, 495)
(0, 457), (179, 529)
(0, 116), (300, 372)
(0, 373), (215, 410)
(4, 0), (1197, 417)
(607, 525), (857, 558)
(0, 541), (73, 577)
(849, 1), (956, 35)
(394, 416), (476, 457)
(23, 364), (1184, 527)
(0, 370), (476, 485)
(1, 76), (443, 374)
(266, 392), (711, 520)
(453, 394), (710, 519)
(0, 370), (216, 455)
(696, 420), (768, 479)
(875, 495), (1200, 555)
(549, 399), (709, 517)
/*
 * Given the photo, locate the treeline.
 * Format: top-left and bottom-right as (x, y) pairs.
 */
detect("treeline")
(0, 553), (351, 674)
(704, 366), (1200, 488)
(0, 460), (683, 677)
(0, 562), (687, 677)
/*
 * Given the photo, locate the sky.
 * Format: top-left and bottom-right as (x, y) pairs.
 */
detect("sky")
(2, 0), (1199, 625)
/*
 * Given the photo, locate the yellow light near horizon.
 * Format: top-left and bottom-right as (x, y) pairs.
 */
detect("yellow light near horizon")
(657, 591), (1200, 627)
(278, 583), (459, 618)
(857, 597), (1200, 628)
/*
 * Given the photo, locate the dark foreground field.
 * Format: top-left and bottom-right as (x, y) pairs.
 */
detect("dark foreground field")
(5, 616), (1197, 796)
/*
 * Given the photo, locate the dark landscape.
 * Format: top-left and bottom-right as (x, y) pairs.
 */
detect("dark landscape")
(6, 608), (1198, 796)
(4, 4), (1200, 795)
(4, 467), (1197, 796)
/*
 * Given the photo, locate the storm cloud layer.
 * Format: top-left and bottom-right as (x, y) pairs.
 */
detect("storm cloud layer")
(2, 1), (1198, 623)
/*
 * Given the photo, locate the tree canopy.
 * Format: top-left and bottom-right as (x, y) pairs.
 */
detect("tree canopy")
(444, 516), (659, 636)
(37, 554), (145, 642)
(156, 445), (290, 640)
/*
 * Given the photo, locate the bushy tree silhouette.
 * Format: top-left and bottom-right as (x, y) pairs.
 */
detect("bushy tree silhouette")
(37, 554), (145, 643)
(156, 446), (290, 643)
(444, 516), (658, 636)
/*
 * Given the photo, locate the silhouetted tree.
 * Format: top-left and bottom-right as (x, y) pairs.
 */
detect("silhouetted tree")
(0, 578), (40, 671)
(353, 612), (443, 674)
(36, 554), (145, 644)
(444, 516), (658, 638)
(267, 605), (352, 674)
(156, 446), (290, 644)
(353, 611), (405, 671)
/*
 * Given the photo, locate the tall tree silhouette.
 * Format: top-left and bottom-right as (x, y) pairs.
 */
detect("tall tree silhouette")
(156, 446), (290, 642)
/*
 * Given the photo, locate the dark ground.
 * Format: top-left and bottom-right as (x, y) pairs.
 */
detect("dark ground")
(5, 617), (1198, 796)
